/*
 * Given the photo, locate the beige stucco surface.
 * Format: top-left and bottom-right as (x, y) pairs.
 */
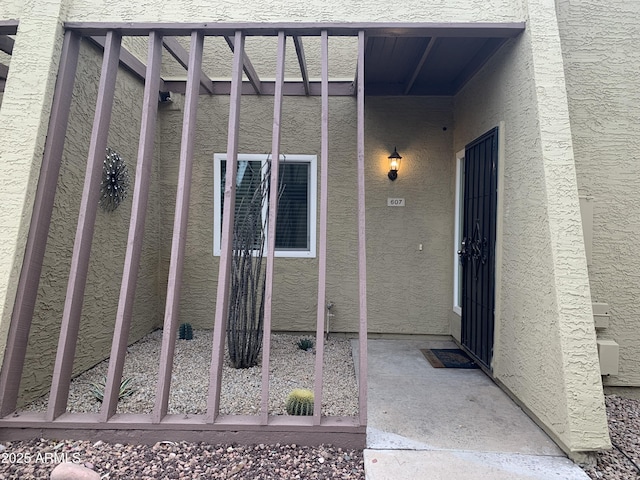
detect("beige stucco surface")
(453, 0), (609, 455)
(556, 0), (640, 387)
(0, 0), (616, 455)
(157, 94), (454, 335)
(0, 0), (68, 386)
(17, 40), (160, 405)
(65, 0), (524, 23)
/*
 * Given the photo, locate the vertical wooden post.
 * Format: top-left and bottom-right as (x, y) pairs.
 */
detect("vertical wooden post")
(313, 30), (329, 425)
(259, 31), (286, 425)
(207, 31), (244, 422)
(356, 30), (369, 426)
(101, 31), (163, 421)
(153, 31), (203, 423)
(0, 31), (80, 417)
(47, 31), (121, 421)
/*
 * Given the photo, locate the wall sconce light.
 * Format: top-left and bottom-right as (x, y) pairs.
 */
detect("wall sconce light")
(388, 147), (402, 181)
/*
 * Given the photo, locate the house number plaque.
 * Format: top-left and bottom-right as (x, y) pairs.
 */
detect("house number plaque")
(387, 198), (405, 207)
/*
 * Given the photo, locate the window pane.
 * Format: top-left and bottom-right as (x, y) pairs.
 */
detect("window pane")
(221, 160), (264, 250)
(276, 162), (309, 250)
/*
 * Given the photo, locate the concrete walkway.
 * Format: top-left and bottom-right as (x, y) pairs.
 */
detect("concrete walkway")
(353, 338), (589, 480)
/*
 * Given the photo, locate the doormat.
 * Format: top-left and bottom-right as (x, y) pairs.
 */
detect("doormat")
(420, 348), (479, 369)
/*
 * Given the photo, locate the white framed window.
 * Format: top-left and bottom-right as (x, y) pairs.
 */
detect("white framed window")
(453, 149), (465, 316)
(213, 153), (317, 258)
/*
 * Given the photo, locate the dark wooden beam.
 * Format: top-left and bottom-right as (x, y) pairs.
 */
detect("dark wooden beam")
(356, 30), (368, 427)
(260, 30), (286, 425)
(0, 31), (80, 418)
(154, 31), (204, 423)
(89, 36), (165, 91)
(0, 63), (8, 80)
(161, 80), (355, 96)
(162, 36), (214, 94)
(0, 35), (14, 55)
(0, 20), (18, 35)
(313, 30), (330, 427)
(46, 31), (121, 421)
(0, 79), (5, 92)
(403, 37), (437, 95)
(101, 31), (163, 421)
(65, 21), (526, 38)
(224, 35), (262, 94)
(207, 31), (245, 423)
(293, 36), (310, 95)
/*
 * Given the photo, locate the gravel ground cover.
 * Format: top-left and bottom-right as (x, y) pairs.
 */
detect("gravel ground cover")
(582, 395), (640, 479)
(0, 439), (365, 479)
(24, 329), (358, 417)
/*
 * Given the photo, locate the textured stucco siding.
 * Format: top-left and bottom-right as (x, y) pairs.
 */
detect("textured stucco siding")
(17, 40), (160, 405)
(0, 0), (21, 19)
(0, 0), (68, 381)
(556, 0), (640, 387)
(65, 0), (523, 24)
(453, 0), (609, 454)
(158, 94), (453, 335)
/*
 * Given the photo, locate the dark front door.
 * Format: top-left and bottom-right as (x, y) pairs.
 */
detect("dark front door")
(458, 127), (498, 370)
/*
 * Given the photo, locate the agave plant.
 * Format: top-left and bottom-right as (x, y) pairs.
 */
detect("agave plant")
(89, 376), (136, 403)
(296, 337), (314, 352)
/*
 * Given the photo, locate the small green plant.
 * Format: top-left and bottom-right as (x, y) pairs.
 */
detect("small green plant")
(296, 337), (314, 351)
(285, 388), (314, 416)
(179, 322), (193, 340)
(89, 376), (136, 403)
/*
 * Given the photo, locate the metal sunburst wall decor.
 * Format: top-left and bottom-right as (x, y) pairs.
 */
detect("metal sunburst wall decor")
(99, 147), (130, 212)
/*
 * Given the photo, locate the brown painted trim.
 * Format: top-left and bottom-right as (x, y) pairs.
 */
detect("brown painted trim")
(260, 31), (286, 425)
(154, 31), (204, 423)
(46, 31), (122, 421)
(101, 32), (163, 421)
(0, 79), (4, 92)
(161, 80), (355, 96)
(0, 428), (365, 450)
(356, 31), (368, 426)
(162, 36), (215, 94)
(404, 37), (437, 95)
(0, 63), (8, 80)
(223, 35), (262, 94)
(64, 21), (526, 37)
(207, 31), (245, 422)
(0, 20), (18, 35)
(0, 35), (14, 55)
(1, 412), (361, 430)
(89, 36), (143, 84)
(313, 30), (330, 427)
(293, 36), (310, 96)
(0, 31), (80, 418)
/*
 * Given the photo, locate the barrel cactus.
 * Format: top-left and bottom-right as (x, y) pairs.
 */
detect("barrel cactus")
(179, 322), (193, 340)
(285, 388), (314, 416)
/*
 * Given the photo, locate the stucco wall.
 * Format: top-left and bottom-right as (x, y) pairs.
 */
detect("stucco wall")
(0, 0), (21, 19)
(17, 40), (160, 405)
(157, 94), (453, 335)
(0, 0), (68, 385)
(556, 0), (640, 387)
(453, 0), (609, 455)
(65, 0), (523, 23)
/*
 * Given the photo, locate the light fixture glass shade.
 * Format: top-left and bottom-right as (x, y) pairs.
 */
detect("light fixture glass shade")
(388, 147), (402, 180)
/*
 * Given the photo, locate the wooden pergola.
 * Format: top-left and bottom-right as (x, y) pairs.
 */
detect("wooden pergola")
(0, 21), (524, 445)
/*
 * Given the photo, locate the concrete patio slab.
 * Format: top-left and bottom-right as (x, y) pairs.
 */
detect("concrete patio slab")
(355, 338), (589, 480)
(363, 449), (590, 480)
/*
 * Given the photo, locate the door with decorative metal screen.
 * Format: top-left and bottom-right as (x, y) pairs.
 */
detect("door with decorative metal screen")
(458, 127), (498, 369)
